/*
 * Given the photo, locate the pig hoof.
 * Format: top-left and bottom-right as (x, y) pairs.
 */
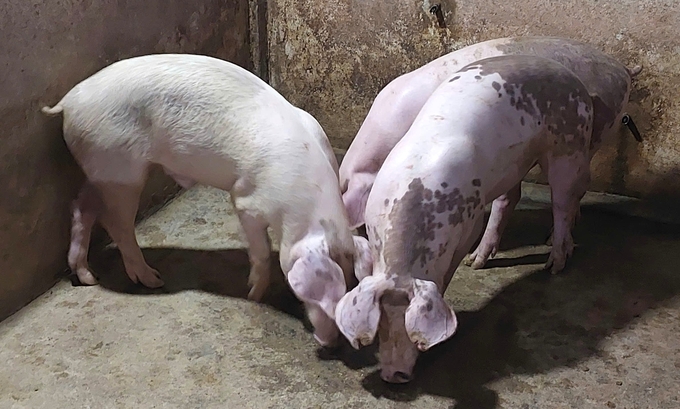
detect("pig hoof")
(138, 268), (165, 288)
(76, 268), (99, 286)
(470, 257), (488, 270)
(463, 253), (479, 267)
(464, 248), (495, 269)
(247, 285), (267, 302)
(544, 255), (566, 274)
(550, 264), (565, 275)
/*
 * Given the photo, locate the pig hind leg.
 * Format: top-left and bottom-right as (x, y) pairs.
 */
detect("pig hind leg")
(68, 182), (103, 285)
(544, 153), (590, 274)
(464, 183), (522, 269)
(94, 178), (165, 288)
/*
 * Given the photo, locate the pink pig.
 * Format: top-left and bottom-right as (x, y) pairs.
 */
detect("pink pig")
(339, 36), (641, 270)
(336, 55), (600, 383)
(42, 54), (372, 347)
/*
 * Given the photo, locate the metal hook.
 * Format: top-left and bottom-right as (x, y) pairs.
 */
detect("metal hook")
(622, 114), (642, 142)
(429, 4), (446, 29)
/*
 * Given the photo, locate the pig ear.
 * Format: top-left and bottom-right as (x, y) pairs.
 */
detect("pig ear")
(405, 279), (457, 351)
(335, 275), (392, 349)
(286, 254), (346, 319)
(352, 235), (373, 281)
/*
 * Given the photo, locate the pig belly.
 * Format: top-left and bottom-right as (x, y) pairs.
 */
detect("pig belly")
(156, 151), (239, 193)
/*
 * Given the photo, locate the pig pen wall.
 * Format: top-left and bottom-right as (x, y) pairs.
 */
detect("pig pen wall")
(0, 0), (250, 321)
(262, 0), (680, 210)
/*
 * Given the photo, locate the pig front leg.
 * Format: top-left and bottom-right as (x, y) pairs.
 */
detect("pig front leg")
(544, 154), (590, 274)
(96, 181), (165, 288)
(546, 206), (581, 246)
(235, 210), (272, 302)
(464, 183), (521, 269)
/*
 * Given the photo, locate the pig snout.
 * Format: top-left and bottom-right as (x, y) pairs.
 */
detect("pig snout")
(307, 304), (341, 348)
(381, 368), (414, 384)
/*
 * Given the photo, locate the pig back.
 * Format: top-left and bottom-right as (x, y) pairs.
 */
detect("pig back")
(58, 54), (304, 163)
(494, 37), (632, 148)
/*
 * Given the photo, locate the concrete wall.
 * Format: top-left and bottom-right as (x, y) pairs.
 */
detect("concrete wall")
(0, 0), (250, 320)
(265, 0), (680, 207)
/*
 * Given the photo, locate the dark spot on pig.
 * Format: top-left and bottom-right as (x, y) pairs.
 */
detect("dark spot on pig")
(449, 75), (461, 82)
(315, 269), (329, 279)
(496, 38), (629, 151)
(458, 65), (481, 73)
(353, 296), (357, 306)
(475, 75), (482, 80)
(503, 83), (516, 97)
(469, 55), (594, 156)
(384, 199), (389, 207)
(492, 81), (501, 91)
(435, 196), (446, 213)
(520, 116), (525, 126)
(472, 179), (481, 187)
(590, 95), (616, 150)
(426, 300), (434, 312)
(383, 178), (486, 274)
(448, 212), (462, 226)
(441, 182), (448, 188)
(498, 93), (503, 98)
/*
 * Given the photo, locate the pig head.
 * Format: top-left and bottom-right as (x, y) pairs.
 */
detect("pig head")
(335, 274), (456, 383)
(286, 233), (373, 347)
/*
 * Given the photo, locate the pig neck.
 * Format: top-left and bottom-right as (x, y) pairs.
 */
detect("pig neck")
(377, 139), (482, 294)
(278, 181), (355, 270)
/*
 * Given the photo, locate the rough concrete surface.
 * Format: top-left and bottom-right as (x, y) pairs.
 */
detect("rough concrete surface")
(1, 185), (679, 408)
(266, 0), (680, 205)
(0, 0), (250, 320)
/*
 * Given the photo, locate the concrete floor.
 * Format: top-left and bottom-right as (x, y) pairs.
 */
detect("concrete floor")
(1, 184), (679, 409)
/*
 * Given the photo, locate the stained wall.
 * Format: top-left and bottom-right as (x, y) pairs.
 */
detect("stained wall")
(266, 0), (680, 206)
(0, 0), (250, 320)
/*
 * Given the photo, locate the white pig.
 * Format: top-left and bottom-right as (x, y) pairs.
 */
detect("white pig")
(42, 54), (372, 347)
(339, 36), (641, 269)
(335, 55), (595, 383)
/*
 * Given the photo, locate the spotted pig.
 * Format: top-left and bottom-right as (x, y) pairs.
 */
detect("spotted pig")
(339, 36), (641, 270)
(335, 55), (596, 383)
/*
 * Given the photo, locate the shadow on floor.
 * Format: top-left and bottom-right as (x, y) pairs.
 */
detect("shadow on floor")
(80, 244), (378, 369)
(359, 206), (680, 408)
(71, 205), (680, 408)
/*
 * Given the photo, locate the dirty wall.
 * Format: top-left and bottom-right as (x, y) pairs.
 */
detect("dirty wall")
(264, 0), (680, 207)
(0, 0), (250, 320)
